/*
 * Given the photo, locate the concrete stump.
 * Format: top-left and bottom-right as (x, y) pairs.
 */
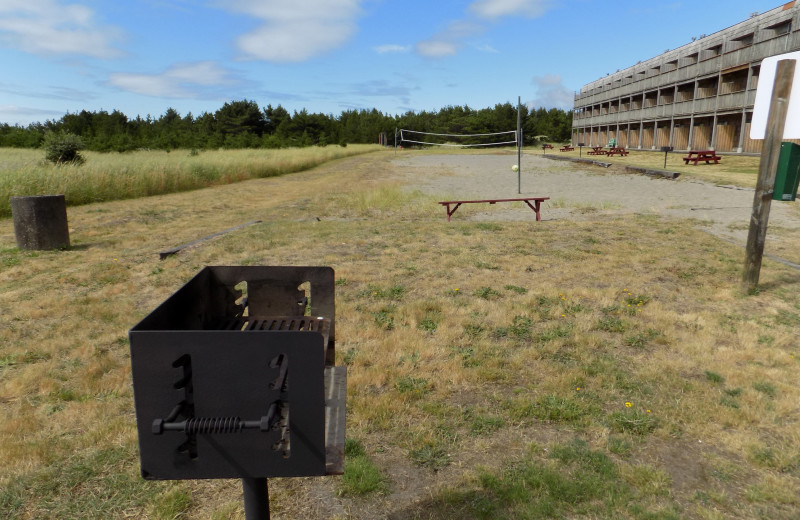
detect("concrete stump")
(10, 195), (70, 250)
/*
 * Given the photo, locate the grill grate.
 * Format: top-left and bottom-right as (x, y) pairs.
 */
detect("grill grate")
(213, 316), (332, 359)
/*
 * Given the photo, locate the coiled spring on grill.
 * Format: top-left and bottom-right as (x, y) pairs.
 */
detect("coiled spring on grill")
(184, 417), (244, 434)
(152, 402), (279, 435)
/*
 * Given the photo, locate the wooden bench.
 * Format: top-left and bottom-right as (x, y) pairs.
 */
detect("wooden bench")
(587, 146), (606, 155)
(438, 197), (550, 222)
(606, 147), (629, 157)
(560, 145), (574, 152)
(542, 144), (554, 151)
(683, 150), (721, 165)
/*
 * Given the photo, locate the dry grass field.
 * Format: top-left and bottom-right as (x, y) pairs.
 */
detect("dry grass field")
(0, 145), (380, 218)
(1, 149), (799, 519)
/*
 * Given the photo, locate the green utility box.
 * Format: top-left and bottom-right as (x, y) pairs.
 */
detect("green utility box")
(774, 142), (800, 201)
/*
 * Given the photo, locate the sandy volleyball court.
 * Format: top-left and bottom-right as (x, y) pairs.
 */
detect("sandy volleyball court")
(394, 152), (800, 252)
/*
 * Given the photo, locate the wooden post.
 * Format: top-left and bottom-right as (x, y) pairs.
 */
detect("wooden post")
(743, 59), (796, 290)
(517, 96), (522, 194)
(10, 195), (70, 250)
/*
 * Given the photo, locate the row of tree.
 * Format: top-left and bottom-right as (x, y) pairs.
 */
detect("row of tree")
(0, 100), (573, 151)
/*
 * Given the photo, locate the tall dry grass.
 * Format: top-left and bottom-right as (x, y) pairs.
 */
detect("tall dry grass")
(0, 145), (380, 218)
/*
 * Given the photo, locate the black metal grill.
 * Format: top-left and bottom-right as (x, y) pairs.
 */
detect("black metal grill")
(129, 266), (345, 482)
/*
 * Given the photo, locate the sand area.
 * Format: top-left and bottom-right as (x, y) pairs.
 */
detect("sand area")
(393, 152), (800, 263)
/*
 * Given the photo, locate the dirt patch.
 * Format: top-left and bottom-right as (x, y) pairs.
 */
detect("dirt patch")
(394, 152), (800, 254)
(642, 438), (726, 491)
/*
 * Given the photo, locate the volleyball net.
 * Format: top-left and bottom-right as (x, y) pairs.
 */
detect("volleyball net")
(398, 129), (518, 148)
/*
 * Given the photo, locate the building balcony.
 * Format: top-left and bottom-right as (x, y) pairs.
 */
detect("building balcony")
(716, 91), (749, 111)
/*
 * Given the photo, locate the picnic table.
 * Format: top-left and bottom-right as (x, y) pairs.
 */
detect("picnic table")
(683, 150), (721, 165)
(560, 145), (574, 152)
(542, 144), (554, 150)
(437, 197), (550, 222)
(587, 146), (606, 155)
(606, 147), (629, 157)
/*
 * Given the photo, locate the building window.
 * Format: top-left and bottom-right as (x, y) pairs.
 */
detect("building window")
(703, 44), (722, 60)
(766, 20), (792, 37)
(677, 83), (694, 102)
(697, 77), (718, 98)
(720, 69), (748, 94)
(750, 66), (760, 90)
(728, 33), (754, 51)
(682, 53), (699, 66)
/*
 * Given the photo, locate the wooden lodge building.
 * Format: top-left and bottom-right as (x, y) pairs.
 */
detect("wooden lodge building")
(571, 2), (800, 154)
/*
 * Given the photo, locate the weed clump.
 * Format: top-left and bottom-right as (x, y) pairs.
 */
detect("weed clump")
(607, 408), (658, 435)
(494, 315), (533, 340)
(341, 439), (387, 496)
(410, 443), (450, 470)
(43, 130), (85, 165)
(474, 287), (501, 300)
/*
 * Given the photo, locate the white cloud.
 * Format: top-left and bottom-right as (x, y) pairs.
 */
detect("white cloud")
(108, 62), (236, 98)
(469, 0), (552, 19)
(414, 1), (551, 59)
(0, 105), (66, 125)
(350, 80), (412, 104)
(473, 43), (499, 53)
(214, 0), (363, 62)
(534, 74), (564, 87)
(415, 20), (484, 58)
(530, 74), (574, 109)
(374, 44), (411, 54)
(415, 40), (460, 58)
(0, 0), (122, 58)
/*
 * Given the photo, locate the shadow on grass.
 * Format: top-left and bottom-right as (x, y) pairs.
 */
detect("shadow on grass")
(386, 438), (679, 520)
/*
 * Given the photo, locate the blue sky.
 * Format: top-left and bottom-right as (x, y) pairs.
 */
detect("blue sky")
(0, 0), (786, 126)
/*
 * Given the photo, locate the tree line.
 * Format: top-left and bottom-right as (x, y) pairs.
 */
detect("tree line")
(0, 100), (573, 151)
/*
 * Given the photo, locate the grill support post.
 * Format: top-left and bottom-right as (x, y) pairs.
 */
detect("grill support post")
(243, 477), (270, 519)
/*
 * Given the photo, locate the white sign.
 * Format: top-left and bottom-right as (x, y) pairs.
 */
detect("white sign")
(749, 51), (800, 140)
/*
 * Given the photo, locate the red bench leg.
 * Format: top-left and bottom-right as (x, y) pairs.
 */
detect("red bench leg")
(445, 203), (462, 221)
(523, 200), (542, 221)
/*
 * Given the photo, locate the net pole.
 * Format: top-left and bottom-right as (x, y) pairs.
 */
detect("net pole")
(394, 127), (397, 156)
(517, 96), (522, 194)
